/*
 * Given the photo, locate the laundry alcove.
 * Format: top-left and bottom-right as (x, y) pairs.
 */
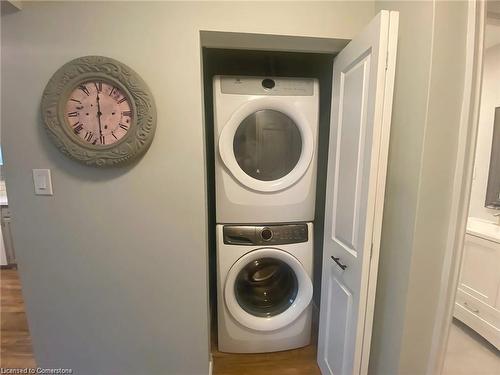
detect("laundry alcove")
(201, 12), (398, 374)
(201, 42), (337, 372)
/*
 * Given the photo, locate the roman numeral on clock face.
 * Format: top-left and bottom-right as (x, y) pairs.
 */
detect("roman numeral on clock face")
(95, 82), (102, 93)
(117, 97), (127, 104)
(67, 111), (78, 117)
(100, 135), (106, 145)
(84, 132), (94, 142)
(79, 84), (90, 96)
(73, 123), (83, 134)
(119, 123), (128, 131)
(122, 111), (132, 117)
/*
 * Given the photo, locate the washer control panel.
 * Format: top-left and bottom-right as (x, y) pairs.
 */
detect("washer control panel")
(223, 224), (308, 246)
(219, 76), (315, 96)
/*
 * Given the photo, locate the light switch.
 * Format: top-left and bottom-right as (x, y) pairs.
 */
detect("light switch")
(32, 169), (53, 196)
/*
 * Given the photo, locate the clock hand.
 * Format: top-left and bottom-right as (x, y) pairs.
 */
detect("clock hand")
(96, 91), (103, 140)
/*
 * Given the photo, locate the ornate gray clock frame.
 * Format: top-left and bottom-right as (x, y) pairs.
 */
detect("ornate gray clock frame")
(41, 56), (157, 167)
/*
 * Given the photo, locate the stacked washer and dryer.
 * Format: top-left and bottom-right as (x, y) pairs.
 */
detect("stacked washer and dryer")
(214, 76), (319, 353)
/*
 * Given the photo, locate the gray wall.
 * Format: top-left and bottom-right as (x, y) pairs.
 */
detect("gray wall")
(370, 1), (469, 374)
(369, 2), (434, 373)
(1, 2), (375, 374)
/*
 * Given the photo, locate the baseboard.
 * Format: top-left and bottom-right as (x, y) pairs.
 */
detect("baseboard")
(0, 264), (17, 269)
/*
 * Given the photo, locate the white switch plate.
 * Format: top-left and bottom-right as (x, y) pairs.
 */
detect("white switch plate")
(32, 169), (53, 195)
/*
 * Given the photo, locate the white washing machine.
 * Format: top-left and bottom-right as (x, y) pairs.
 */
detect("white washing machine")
(214, 76), (319, 224)
(216, 223), (313, 353)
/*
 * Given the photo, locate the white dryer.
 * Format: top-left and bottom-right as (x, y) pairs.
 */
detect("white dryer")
(213, 76), (319, 224)
(216, 223), (313, 353)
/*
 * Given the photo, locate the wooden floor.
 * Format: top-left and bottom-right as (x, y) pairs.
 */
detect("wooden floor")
(0, 268), (36, 369)
(1, 269), (320, 374)
(212, 343), (321, 375)
(212, 318), (321, 375)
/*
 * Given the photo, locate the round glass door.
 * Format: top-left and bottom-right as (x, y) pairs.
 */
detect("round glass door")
(224, 248), (313, 331)
(234, 257), (299, 317)
(219, 99), (315, 192)
(233, 110), (302, 181)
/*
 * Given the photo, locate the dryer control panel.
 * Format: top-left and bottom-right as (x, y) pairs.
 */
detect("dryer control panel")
(219, 76), (315, 96)
(223, 224), (308, 246)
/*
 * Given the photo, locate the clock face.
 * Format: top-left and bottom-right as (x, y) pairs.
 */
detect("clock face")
(65, 81), (132, 146)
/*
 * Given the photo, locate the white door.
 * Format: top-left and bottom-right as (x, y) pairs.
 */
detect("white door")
(317, 10), (399, 375)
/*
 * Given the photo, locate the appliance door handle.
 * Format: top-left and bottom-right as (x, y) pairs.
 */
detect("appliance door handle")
(225, 235), (254, 245)
(331, 256), (347, 270)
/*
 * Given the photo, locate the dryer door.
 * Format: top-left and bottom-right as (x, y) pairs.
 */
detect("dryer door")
(224, 247), (312, 331)
(219, 99), (314, 192)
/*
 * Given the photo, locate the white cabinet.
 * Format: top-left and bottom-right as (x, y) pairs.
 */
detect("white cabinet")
(454, 233), (500, 349)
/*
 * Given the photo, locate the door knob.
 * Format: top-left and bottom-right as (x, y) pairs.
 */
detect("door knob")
(331, 256), (347, 270)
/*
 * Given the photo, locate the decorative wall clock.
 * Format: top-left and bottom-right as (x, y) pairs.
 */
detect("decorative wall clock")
(41, 56), (156, 167)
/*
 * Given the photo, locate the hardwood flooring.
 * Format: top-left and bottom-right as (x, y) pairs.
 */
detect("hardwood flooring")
(1, 269), (320, 374)
(212, 343), (321, 375)
(0, 269), (36, 369)
(211, 317), (321, 375)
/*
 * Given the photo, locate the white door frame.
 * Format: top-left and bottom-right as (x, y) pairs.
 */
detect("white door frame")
(359, 11), (399, 375)
(426, 1), (486, 374)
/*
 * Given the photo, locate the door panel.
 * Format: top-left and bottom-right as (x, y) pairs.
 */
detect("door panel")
(332, 55), (371, 256)
(321, 264), (354, 375)
(318, 10), (399, 375)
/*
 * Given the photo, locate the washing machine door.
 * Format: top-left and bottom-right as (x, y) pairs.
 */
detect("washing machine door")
(224, 247), (313, 332)
(219, 99), (314, 192)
